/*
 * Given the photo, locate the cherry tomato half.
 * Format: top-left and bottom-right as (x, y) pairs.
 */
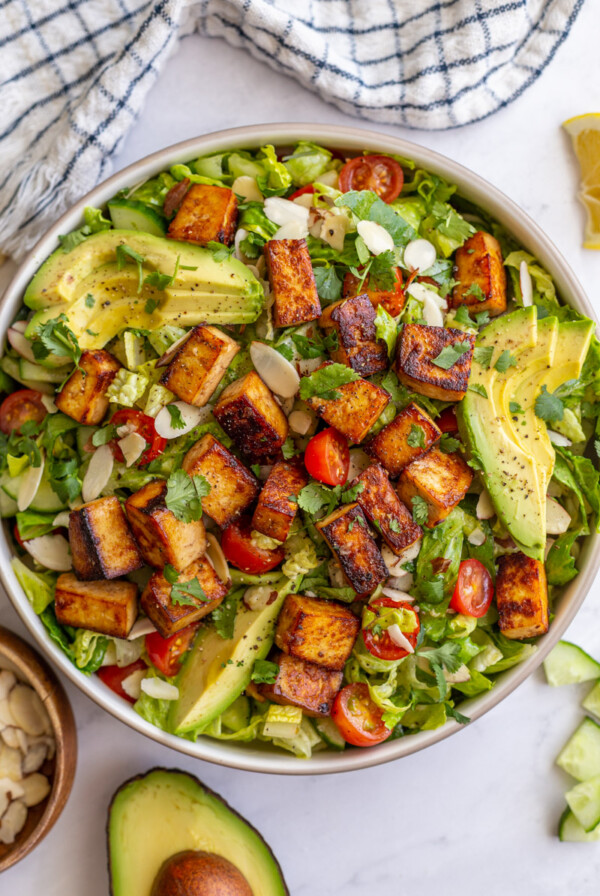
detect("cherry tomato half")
(97, 658), (147, 704)
(331, 683), (391, 747)
(304, 427), (349, 486)
(0, 389), (46, 435)
(221, 516), (285, 575)
(146, 625), (198, 678)
(362, 597), (420, 661)
(343, 268), (405, 317)
(437, 407), (459, 434)
(338, 155), (404, 203)
(110, 408), (166, 465)
(450, 558), (494, 618)
(289, 184), (315, 201)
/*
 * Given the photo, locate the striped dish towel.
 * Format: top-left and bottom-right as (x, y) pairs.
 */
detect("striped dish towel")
(0, 0), (583, 261)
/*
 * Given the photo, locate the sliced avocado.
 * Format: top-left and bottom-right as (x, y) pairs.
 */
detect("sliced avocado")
(108, 768), (288, 896)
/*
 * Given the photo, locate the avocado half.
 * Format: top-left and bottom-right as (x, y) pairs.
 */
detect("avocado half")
(108, 768), (289, 896)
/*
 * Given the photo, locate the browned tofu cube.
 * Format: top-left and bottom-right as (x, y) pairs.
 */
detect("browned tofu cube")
(354, 463), (422, 556)
(167, 183), (238, 246)
(213, 370), (288, 459)
(396, 446), (473, 527)
(160, 325), (239, 407)
(319, 293), (388, 377)
(264, 238), (321, 327)
(69, 496), (142, 580)
(316, 503), (388, 597)
(342, 269), (406, 317)
(450, 231), (507, 317)
(125, 479), (206, 571)
(251, 459), (308, 543)
(395, 324), (475, 401)
(275, 594), (360, 670)
(182, 433), (259, 527)
(55, 349), (121, 425)
(496, 552), (548, 640)
(55, 573), (138, 638)
(366, 402), (441, 477)
(140, 556), (228, 639)
(258, 651), (343, 717)
(304, 362), (390, 444)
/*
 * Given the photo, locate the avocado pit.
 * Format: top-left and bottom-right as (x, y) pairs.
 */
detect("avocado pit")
(151, 850), (253, 896)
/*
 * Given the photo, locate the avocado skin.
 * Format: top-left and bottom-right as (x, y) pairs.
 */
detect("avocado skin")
(107, 767), (289, 896)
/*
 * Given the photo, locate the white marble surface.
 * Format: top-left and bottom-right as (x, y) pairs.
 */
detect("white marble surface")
(2, 3), (600, 892)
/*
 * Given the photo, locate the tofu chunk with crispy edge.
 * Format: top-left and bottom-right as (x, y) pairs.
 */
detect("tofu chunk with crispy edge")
(69, 496), (142, 580)
(264, 238), (321, 327)
(167, 183), (238, 246)
(275, 594), (360, 670)
(55, 349), (121, 425)
(55, 574), (138, 638)
(496, 552), (548, 640)
(304, 363), (390, 444)
(354, 463), (422, 556)
(125, 479), (206, 571)
(342, 269), (406, 317)
(316, 503), (388, 597)
(160, 325), (239, 407)
(140, 556), (228, 639)
(319, 293), (388, 377)
(258, 651), (343, 717)
(366, 402), (441, 477)
(395, 324), (475, 401)
(182, 433), (259, 527)
(213, 370), (288, 459)
(397, 446), (473, 528)
(251, 459), (307, 543)
(450, 231), (507, 318)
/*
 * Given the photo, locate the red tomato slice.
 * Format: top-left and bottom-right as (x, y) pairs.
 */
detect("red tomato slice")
(97, 658), (147, 704)
(221, 516), (285, 574)
(110, 408), (166, 465)
(304, 427), (349, 486)
(289, 184), (315, 201)
(146, 625), (198, 678)
(437, 407), (458, 434)
(331, 683), (391, 747)
(0, 389), (46, 435)
(338, 155), (404, 203)
(343, 268), (405, 317)
(450, 559), (494, 618)
(362, 597), (420, 661)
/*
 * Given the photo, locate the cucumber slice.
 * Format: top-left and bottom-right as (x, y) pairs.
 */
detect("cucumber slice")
(566, 775), (600, 832)
(583, 682), (600, 722)
(557, 718), (600, 781)
(0, 356), (55, 395)
(0, 490), (18, 518)
(312, 717), (346, 750)
(559, 807), (600, 842)
(107, 199), (166, 236)
(19, 359), (64, 384)
(543, 641), (600, 686)
(29, 478), (68, 513)
(76, 426), (97, 457)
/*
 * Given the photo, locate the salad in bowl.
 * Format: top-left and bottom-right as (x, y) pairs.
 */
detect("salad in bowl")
(1, 134), (599, 763)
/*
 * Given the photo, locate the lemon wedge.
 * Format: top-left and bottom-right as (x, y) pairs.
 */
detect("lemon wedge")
(563, 113), (600, 249)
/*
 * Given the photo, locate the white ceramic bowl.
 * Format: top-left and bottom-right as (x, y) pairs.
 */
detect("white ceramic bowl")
(1, 123), (599, 775)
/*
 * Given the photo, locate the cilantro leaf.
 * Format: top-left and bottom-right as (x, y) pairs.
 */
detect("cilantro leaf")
(251, 659), (279, 684)
(431, 341), (471, 370)
(116, 244), (146, 293)
(166, 404), (186, 431)
(411, 495), (429, 525)
(474, 310), (490, 327)
(509, 401), (524, 415)
(206, 241), (234, 263)
(494, 350), (517, 373)
(144, 297), (160, 314)
(281, 437), (300, 459)
(85, 293), (95, 308)
(291, 329), (338, 360)
(163, 562), (208, 606)
(473, 346), (493, 369)
(31, 314), (82, 367)
(534, 384), (564, 423)
(297, 481), (341, 517)
(452, 305), (475, 327)
(407, 424), (426, 449)
(275, 343), (295, 362)
(369, 250), (398, 291)
(313, 266), (342, 303)
(91, 424), (116, 447)
(465, 283), (486, 302)
(299, 363), (360, 402)
(374, 304), (398, 358)
(439, 433), (461, 453)
(212, 590), (241, 640)
(165, 469), (211, 522)
(445, 704), (470, 725)
(469, 383), (488, 399)
(341, 480), (364, 503)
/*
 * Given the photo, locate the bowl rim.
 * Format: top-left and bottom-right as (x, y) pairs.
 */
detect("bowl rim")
(1, 121), (599, 776)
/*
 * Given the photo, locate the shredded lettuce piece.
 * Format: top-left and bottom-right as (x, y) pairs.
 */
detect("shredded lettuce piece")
(106, 367), (150, 407)
(283, 141), (333, 187)
(11, 558), (55, 614)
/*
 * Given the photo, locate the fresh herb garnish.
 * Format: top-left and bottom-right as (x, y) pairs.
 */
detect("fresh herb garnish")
(473, 346), (493, 369)
(165, 469), (210, 523)
(535, 384), (564, 423)
(465, 283), (486, 302)
(407, 424), (426, 449)
(116, 244), (146, 293)
(431, 341), (471, 370)
(166, 404), (186, 431)
(299, 363), (360, 401)
(509, 401), (524, 415)
(494, 350), (517, 373)
(469, 383), (488, 399)
(439, 433), (461, 453)
(84, 293), (95, 308)
(251, 659), (279, 684)
(31, 314), (82, 368)
(164, 563), (208, 606)
(411, 495), (429, 525)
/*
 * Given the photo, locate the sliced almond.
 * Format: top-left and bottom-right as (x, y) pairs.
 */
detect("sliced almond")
(120, 669), (146, 701)
(82, 444), (114, 503)
(2, 727), (28, 754)
(0, 698), (16, 729)
(22, 742), (47, 775)
(205, 533), (230, 585)
(0, 671), (16, 702)
(21, 773), (51, 808)
(9, 684), (50, 737)
(140, 678), (179, 701)
(0, 799), (27, 844)
(0, 744), (22, 781)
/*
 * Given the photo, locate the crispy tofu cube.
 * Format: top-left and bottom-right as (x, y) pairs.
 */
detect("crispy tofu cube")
(264, 238), (321, 327)
(342, 269), (406, 317)
(55, 349), (121, 425)
(69, 496), (142, 580)
(55, 574), (138, 638)
(140, 556), (228, 639)
(258, 652), (343, 717)
(366, 402), (441, 477)
(397, 446), (473, 527)
(125, 479), (206, 571)
(395, 324), (475, 401)
(319, 293), (388, 377)
(354, 463), (422, 556)
(275, 594), (360, 670)
(213, 370), (288, 459)
(182, 433), (259, 527)
(496, 552), (548, 640)
(160, 325), (239, 407)
(167, 183), (238, 246)
(304, 362), (390, 444)
(251, 459), (308, 543)
(316, 503), (388, 597)
(450, 231), (507, 317)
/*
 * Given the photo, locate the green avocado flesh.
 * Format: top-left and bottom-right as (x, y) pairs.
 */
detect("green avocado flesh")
(24, 230), (264, 348)
(108, 769), (288, 896)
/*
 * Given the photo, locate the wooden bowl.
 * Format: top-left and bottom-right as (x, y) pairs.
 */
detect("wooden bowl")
(0, 626), (77, 872)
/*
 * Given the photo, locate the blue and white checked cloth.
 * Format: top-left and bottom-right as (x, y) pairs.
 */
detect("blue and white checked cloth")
(0, 0), (584, 260)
